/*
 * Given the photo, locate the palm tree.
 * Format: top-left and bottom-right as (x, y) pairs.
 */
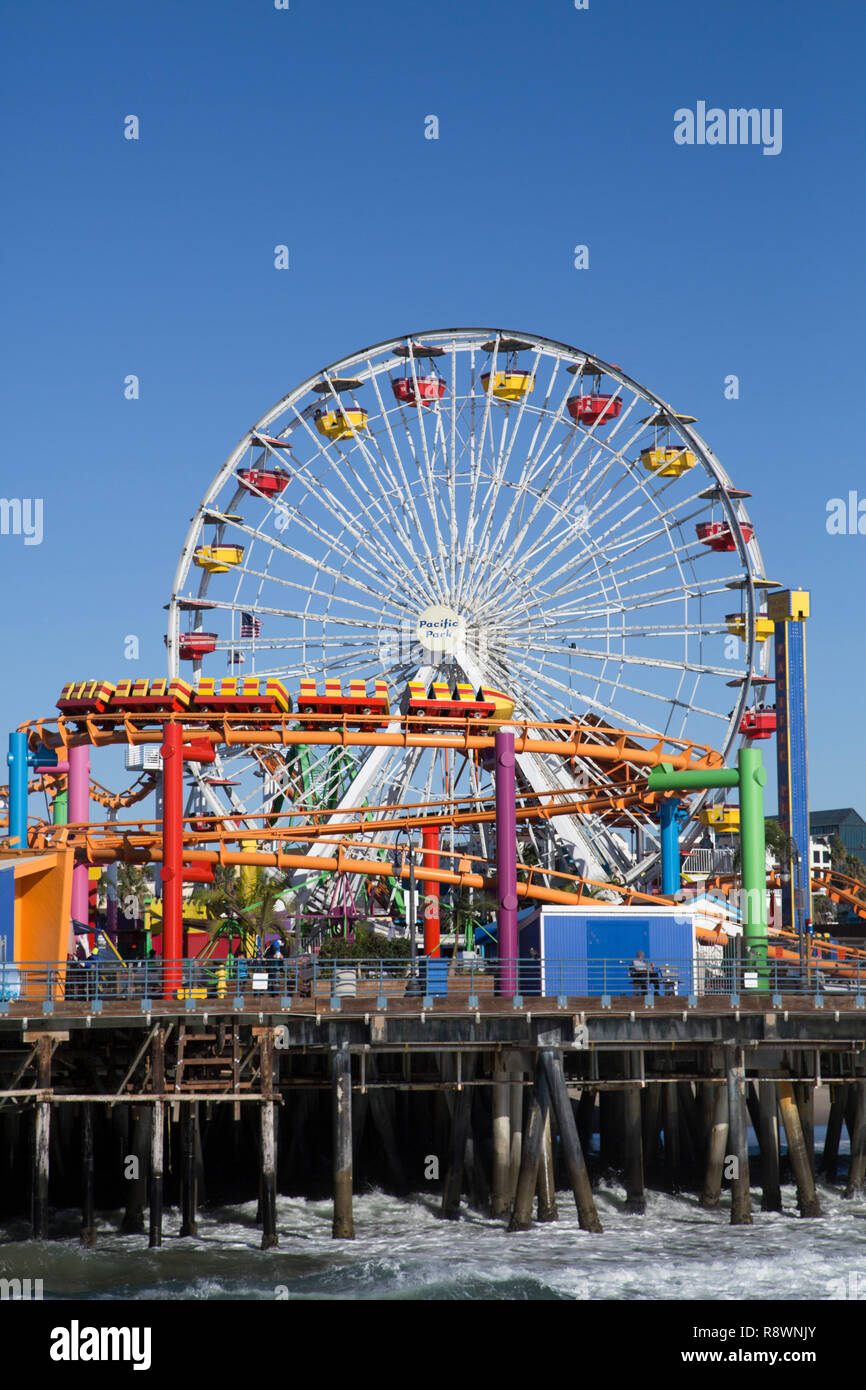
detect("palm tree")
(194, 869), (293, 954)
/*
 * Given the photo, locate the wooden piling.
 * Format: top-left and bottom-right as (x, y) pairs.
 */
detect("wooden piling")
(757, 1079), (782, 1212)
(642, 1082), (663, 1180)
(80, 1102), (96, 1246)
(795, 1077), (815, 1171)
(539, 1044), (602, 1233)
(440, 1054), (475, 1220)
(32, 1035), (52, 1239)
(368, 1057), (406, 1192)
(663, 1081), (681, 1195)
(332, 1041), (354, 1238)
(536, 1102), (558, 1222)
(149, 1026), (165, 1249)
(121, 1105), (148, 1234)
(180, 1101), (198, 1237)
(508, 1063), (547, 1232)
(727, 1049), (752, 1225)
(843, 1080), (866, 1199)
(260, 1029), (278, 1249)
(820, 1083), (846, 1182)
(700, 1083), (728, 1210)
(491, 1062), (512, 1218)
(777, 1080), (821, 1217)
(508, 1059), (524, 1205)
(623, 1057), (645, 1214)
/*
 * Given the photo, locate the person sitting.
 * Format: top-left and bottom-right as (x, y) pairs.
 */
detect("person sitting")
(629, 950), (650, 995)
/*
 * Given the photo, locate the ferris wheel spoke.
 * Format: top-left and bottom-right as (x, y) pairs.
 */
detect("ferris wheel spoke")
(460, 350), (548, 596)
(510, 648), (724, 727)
(285, 404), (436, 601)
(512, 637), (738, 686)
(363, 371), (450, 607)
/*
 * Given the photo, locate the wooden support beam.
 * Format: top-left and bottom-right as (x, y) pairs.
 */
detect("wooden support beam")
(623, 1055), (645, 1215)
(491, 1063), (511, 1218)
(332, 1042), (354, 1238)
(180, 1101), (198, 1237)
(727, 1048), (752, 1225)
(121, 1105), (149, 1234)
(260, 1029), (278, 1249)
(440, 1055), (476, 1220)
(820, 1083), (846, 1183)
(844, 1080), (866, 1199)
(536, 1101), (558, 1223)
(508, 1063), (548, 1232)
(149, 1026), (165, 1249)
(700, 1083), (728, 1210)
(757, 1079), (782, 1213)
(539, 1043), (602, 1233)
(778, 1081), (821, 1217)
(663, 1081), (680, 1195)
(80, 1102), (96, 1247)
(32, 1035), (52, 1240)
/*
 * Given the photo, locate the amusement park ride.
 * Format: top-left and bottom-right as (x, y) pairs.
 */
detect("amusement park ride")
(2, 329), (865, 996)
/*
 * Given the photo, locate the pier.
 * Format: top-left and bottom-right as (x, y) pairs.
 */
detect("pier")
(2, 969), (864, 1242)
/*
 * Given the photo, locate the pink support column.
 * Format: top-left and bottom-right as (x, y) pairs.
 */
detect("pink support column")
(495, 728), (519, 995)
(422, 826), (441, 958)
(68, 743), (91, 948)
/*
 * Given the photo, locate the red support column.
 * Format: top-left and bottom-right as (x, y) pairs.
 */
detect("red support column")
(161, 722), (183, 1000)
(422, 826), (440, 958)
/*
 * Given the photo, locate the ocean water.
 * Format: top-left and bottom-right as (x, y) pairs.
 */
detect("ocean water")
(2, 1177), (865, 1301)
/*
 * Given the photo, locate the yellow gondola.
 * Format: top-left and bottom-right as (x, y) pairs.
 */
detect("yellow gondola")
(700, 805), (741, 833)
(725, 614), (775, 643)
(640, 446), (696, 478)
(480, 371), (533, 402)
(315, 408), (368, 441)
(193, 544), (245, 574)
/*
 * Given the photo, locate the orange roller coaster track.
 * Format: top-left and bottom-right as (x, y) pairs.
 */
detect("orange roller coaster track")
(20, 710), (726, 773)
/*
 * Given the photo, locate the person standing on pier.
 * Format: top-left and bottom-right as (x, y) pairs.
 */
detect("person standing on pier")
(630, 950), (650, 995)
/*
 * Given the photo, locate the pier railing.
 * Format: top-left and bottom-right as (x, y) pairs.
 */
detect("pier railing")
(0, 955), (864, 1008)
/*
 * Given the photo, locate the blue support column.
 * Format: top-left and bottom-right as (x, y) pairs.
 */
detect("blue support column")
(659, 798), (682, 895)
(7, 732), (29, 849)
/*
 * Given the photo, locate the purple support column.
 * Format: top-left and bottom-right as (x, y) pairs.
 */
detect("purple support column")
(68, 744), (91, 949)
(495, 727), (519, 996)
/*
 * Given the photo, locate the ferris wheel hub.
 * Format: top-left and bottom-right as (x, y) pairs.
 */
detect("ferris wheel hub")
(416, 604), (466, 656)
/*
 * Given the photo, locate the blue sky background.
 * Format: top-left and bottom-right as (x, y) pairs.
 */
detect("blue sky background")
(1, 0), (864, 812)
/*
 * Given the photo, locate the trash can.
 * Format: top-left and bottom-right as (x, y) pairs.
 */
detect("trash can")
(335, 967), (357, 999)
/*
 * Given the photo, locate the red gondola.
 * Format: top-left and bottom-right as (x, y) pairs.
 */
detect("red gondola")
(566, 394), (623, 426)
(696, 520), (754, 552)
(391, 376), (446, 407)
(739, 707), (777, 740)
(178, 632), (218, 661)
(237, 468), (289, 496)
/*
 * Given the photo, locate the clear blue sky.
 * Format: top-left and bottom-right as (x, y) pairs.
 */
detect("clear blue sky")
(1, 0), (864, 810)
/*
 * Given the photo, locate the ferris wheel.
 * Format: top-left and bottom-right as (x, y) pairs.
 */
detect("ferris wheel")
(166, 328), (771, 886)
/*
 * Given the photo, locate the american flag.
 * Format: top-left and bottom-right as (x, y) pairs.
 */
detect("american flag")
(240, 612), (261, 638)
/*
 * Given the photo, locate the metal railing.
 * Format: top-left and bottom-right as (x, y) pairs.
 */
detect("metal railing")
(1, 955), (864, 1007)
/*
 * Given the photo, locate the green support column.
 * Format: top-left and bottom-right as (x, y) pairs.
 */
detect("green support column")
(647, 751), (769, 990)
(737, 748), (768, 983)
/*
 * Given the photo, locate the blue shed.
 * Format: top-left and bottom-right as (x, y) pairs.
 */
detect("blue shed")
(518, 906), (698, 997)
